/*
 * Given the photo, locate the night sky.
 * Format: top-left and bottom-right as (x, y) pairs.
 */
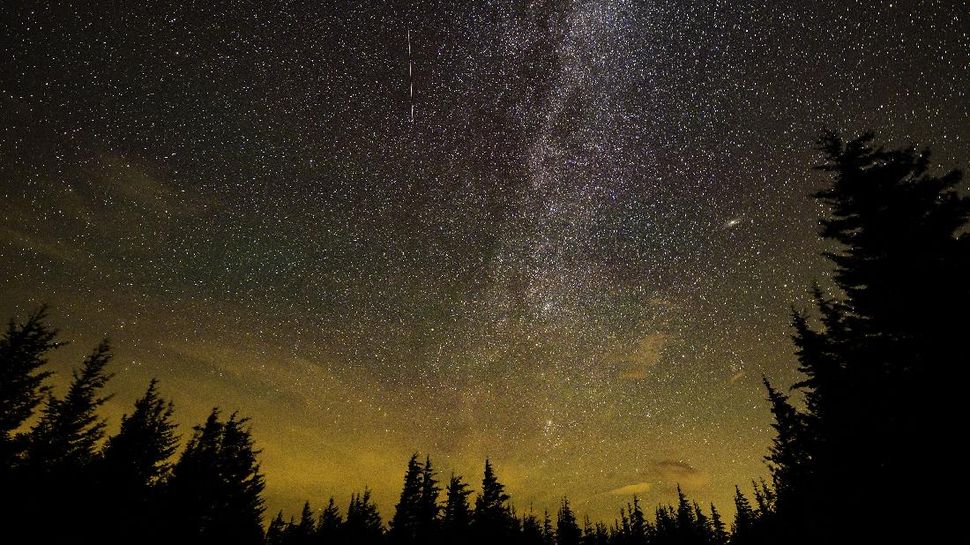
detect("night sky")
(1, 0), (967, 522)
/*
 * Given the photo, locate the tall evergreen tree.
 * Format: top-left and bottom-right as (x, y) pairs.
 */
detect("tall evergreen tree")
(99, 379), (178, 544)
(316, 496), (343, 543)
(26, 340), (113, 470)
(267, 511), (288, 545)
(542, 509), (555, 545)
(20, 339), (113, 543)
(165, 409), (265, 545)
(770, 132), (970, 543)
(390, 453), (424, 545)
(627, 497), (647, 545)
(442, 473), (472, 541)
(522, 510), (545, 545)
(345, 489), (383, 545)
(101, 379), (178, 487)
(556, 498), (581, 545)
(675, 486), (698, 542)
(709, 504), (728, 545)
(473, 459), (514, 543)
(0, 307), (60, 468)
(417, 456), (441, 542)
(731, 486), (756, 541)
(290, 501), (316, 545)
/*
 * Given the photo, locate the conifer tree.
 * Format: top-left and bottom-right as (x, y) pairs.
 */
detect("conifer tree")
(101, 379), (178, 488)
(709, 504), (728, 545)
(442, 473), (472, 541)
(473, 458), (514, 543)
(0, 307), (60, 467)
(19, 339), (113, 543)
(316, 496), (343, 543)
(675, 485), (698, 542)
(693, 501), (712, 544)
(542, 509), (555, 545)
(291, 501), (315, 545)
(391, 453), (424, 544)
(522, 510), (545, 545)
(165, 409), (265, 545)
(769, 132), (970, 543)
(26, 340), (113, 470)
(556, 498), (581, 545)
(731, 486), (756, 540)
(99, 379), (178, 544)
(653, 505), (676, 542)
(627, 497), (647, 545)
(417, 455), (441, 541)
(267, 511), (288, 545)
(345, 489), (383, 544)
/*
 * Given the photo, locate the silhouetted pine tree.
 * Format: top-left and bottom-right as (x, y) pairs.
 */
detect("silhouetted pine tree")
(442, 473), (472, 542)
(653, 505), (676, 543)
(417, 456), (441, 542)
(762, 377), (809, 517)
(391, 454), (424, 544)
(627, 497), (647, 545)
(542, 509), (555, 545)
(26, 340), (112, 470)
(674, 486), (699, 543)
(708, 504), (727, 545)
(522, 510), (545, 545)
(165, 409), (265, 545)
(693, 501), (711, 544)
(22, 340), (113, 543)
(556, 498), (580, 545)
(473, 459), (514, 544)
(344, 489), (383, 545)
(267, 511), (288, 545)
(0, 307), (60, 470)
(98, 379), (178, 544)
(290, 501), (316, 545)
(0, 307), (62, 534)
(316, 497), (343, 544)
(731, 486), (756, 542)
(766, 132), (970, 543)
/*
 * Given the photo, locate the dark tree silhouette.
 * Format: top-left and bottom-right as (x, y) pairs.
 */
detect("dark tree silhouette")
(101, 379), (178, 487)
(267, 511), (288, 545)
(344, 489), (384, 545)
(165, 409), (266, 545)
(472, 458), (515, 544)
(731, 486), (755, 541)
(556, 498), (581, 545)
(289, 501), (315, 545)
(627, 497), (648, 545)
(16, 339), (113, 543)
(521, 509), (545, 545)
(759, 132), (970, 544)
(315, 496), (343, 543)
(417, 456), (441, 542)
(708, 504), (727, 545)
(98, 378), (178, 544)
(26, 340), (113, 470)
(442, 473), (472, 542)
(391, 453), (424, 545)
(0, 307), (60, 469)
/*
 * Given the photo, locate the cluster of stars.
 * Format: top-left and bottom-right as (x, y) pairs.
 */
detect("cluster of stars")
(1, 0), (967, 522)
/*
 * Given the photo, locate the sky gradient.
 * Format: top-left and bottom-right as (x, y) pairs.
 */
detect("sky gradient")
(1, 0), (968, 522)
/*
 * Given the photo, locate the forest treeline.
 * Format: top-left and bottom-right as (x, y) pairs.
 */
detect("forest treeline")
(1, 132), (966, 545)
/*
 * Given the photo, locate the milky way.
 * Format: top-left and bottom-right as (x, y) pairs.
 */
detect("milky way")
(1, 0), (967, 521)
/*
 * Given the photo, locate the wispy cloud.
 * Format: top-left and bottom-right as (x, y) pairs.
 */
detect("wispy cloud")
(619, 332), (673, 380)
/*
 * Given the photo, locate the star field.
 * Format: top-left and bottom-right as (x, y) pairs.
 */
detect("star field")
(1, 0), (968, 522)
